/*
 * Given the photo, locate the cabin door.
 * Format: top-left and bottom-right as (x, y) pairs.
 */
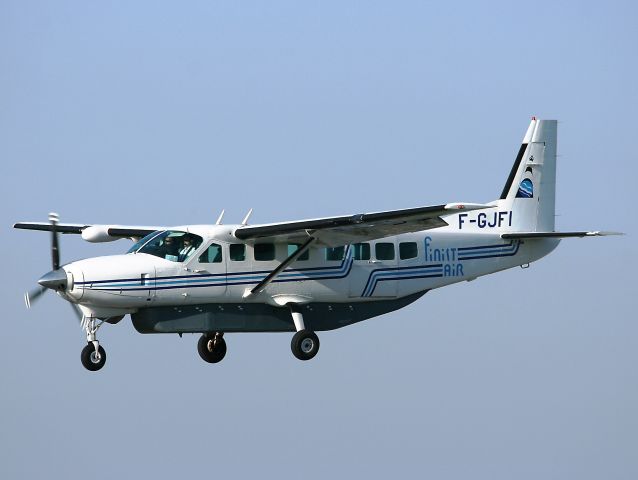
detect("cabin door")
(182, 241), (228, 301)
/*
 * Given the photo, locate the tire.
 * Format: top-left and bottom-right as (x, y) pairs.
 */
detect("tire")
(197, 334), (227, 363)
(291, 330), (320, 361)
(81, 343), (106, 371)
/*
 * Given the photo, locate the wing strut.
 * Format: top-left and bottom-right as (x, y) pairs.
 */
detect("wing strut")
(244, 236), (316, 297)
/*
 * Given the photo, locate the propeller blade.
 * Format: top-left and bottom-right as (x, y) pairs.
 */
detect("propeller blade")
(49, 212), (60, 271)
(24, 286), (47, 309)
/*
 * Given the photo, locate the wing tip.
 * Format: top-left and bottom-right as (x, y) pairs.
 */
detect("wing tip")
(586, 231), (625, 237)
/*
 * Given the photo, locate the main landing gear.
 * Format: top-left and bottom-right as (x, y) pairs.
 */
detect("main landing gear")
(80, 317), (106, 371)
(194, 307), (320, 363)
(289, 306), (320, 361)
(197, 332), (227, 363)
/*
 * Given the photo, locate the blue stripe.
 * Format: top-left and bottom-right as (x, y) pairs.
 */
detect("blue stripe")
(88, 249), (354, 292)
(458, 241), (516, 252)
(82, 240), (522, 295)
(78, 247), (353, 286)
(362, 264), (443, 297)
(458, 241), (520, 260)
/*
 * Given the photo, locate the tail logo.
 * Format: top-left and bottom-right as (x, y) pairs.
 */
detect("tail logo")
(516, 178), (534, 198)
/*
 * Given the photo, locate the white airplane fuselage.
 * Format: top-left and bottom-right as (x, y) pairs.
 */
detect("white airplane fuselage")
(61, 214), (559, 320)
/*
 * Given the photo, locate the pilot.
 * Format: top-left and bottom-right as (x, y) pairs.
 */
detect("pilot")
(178, 235), (196, 262)
(163, 236), (179, 261)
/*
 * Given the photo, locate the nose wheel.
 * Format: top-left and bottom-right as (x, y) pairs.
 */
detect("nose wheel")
(81, 343), (106, 371)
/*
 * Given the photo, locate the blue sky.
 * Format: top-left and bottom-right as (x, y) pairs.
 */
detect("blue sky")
(1, 1), (636, 479)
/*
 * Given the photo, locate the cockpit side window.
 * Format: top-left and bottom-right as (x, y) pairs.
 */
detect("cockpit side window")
(133, 230), (203, 263)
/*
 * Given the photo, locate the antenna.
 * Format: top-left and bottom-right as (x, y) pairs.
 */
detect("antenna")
(241, 208), (253, 226)
(215, 209), (225, 225)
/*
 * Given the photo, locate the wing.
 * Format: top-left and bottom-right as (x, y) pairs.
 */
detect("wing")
(13, 222), (162, 242)
(234, 203), (490, 246)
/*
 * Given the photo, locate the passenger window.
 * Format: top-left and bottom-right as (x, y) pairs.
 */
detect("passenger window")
(254, 243), (275, 261)
(375, 243), (395, 260)
(325, 246), (345, 261)
(199, 243), (223, 263)
(399, 242), (418, 260)
(230, 244), (246, 261)
(287, 244), (309, 261)
(353, 243), (370, 260)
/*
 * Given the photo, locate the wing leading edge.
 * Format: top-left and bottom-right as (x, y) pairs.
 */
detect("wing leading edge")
(13, 222), (160, 242)
(234, 203), (490, 246)
(14, 202), (492, 245)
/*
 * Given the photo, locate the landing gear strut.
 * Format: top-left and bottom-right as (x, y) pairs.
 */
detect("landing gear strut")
(197, 332), (227, 363)
(289, 305), (320, 361)
(80, 317), (106, 371)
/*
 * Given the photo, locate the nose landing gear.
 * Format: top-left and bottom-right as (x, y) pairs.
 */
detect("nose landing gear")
(80, 317), (106, 371)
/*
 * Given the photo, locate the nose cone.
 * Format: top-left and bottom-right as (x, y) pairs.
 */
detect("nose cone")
(38, 269), (68, 291)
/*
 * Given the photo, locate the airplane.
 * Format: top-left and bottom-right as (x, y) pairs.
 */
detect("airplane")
(14, 118), (620, 371)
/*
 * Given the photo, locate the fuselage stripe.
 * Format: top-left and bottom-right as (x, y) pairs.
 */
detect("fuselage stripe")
(81, 241), (522, 296)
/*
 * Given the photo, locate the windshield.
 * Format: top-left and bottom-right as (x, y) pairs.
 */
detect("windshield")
(127, 231), (163, 254)
(129, 230), (203, 263)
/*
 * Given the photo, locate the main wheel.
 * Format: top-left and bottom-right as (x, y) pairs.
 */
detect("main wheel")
(81, 343), (106, 371)
(291, 330), (320, 361)
(197, 334), (227, 363)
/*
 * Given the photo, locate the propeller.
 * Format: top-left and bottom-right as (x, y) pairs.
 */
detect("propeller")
(24, 212), (66, 309)
(24, 286), (47, 309)
(50, 212), (60, 270)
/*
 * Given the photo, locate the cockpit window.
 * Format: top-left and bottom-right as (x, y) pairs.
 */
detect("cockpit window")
(130, 230), (203, 263)
(127, 231), (162, 254)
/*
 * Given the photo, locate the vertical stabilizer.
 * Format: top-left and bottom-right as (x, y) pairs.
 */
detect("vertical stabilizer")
(497, 118), (557, 232)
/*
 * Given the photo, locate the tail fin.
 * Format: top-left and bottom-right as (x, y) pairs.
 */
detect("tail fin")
(496, 117), (557, 232)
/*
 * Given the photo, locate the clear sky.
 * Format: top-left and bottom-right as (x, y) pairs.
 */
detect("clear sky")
(1, 1), (636, 479)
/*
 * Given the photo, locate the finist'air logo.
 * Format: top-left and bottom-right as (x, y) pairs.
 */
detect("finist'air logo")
(516, 178), (533, 198)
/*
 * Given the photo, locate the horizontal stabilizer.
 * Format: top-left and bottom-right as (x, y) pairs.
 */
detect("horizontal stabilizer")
(502, 231), (623, 239)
